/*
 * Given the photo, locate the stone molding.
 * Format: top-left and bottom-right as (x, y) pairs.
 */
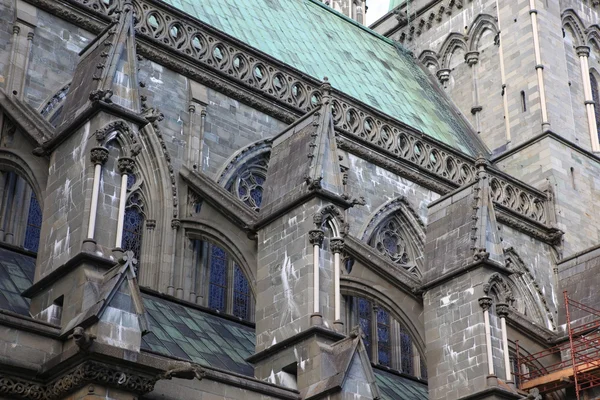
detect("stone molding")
(90, 146), (109, 165)
(330, 238), (345, 253)
(26, 0), (556, 230)
(308, 230), (325, 246)
(0, 361), (157, 400)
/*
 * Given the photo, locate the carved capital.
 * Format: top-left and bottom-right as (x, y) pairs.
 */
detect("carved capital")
(576, 45), (591, 58)
(496, 303), (509, 318)
(308, 229), (324, 246)
(478, 296), (493, 312)
(118, 157), (135, 175)
(436, 68), (451, 83)
(171, 219), (181, 230)
(330, 237), (345, 253)
(465, 51), (479, 66)
(12, 25), (20, 35)
(146, 219), (156, 229)
(90, 147), (109, 165)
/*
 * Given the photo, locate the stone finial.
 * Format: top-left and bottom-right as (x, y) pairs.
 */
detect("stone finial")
(496, 303), (509, 318)
(319, 77), (331, 106)
(474, 155), (489, 170)
(308, 229), (325, 246)
(478, 296), (493, 312)
(117, 157), (135, 175)
(90, 147), (109, 165)
(576, 45), (591, 58)
(330, 237), (345, 253)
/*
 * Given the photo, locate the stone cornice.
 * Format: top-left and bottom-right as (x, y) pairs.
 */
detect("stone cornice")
(0, 360), (159, 400)
(505, 310), (558, 346)
(343, 235), (422, 296)
(179, 166), (258, 231)
(0, 89), (54, 146)
(492, 129), (600, 166)
(25, 0), (558, 235)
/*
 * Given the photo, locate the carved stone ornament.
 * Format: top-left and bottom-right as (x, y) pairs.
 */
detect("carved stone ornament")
(118, 157), (135, 175)
(495, 303), (509, 318)
(0, 361), (157, 400)
(89, 89), (113, 103)
(308, 229), (325, 246)
(94, 120), (131, 143)
(313, 212), (324, 227)
(90, 147), (109, 165)
(330, 237), (345, 254)
(478, 296), (493, 311)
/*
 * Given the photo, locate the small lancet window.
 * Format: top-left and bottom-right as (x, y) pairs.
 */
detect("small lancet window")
(346, 295), (422, 378)
(24, 192), (42, 253)
(520, 90), (527, 112)
(192, 240), (254, 321)
(121, 192), (144, 262)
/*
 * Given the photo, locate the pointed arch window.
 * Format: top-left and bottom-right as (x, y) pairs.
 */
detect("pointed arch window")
(122, 205), (144, 262)
(590, 71), (600, 141)
(0, 171), (42, 254)
(24, 192), (42, 253)
(192, 240), (254, 321)
(346, 295), (424, 378)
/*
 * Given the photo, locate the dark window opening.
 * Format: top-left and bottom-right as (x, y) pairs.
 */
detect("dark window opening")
(520, 90), (527, 112)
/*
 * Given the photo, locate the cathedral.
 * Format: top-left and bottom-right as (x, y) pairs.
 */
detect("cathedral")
(0, 0), (599, 398)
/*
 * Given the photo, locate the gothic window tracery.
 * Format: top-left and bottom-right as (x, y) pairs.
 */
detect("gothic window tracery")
(346, 295), (423, 378)
(368, 216), (410, 265)
(225, 153), (269, 212)
(24, 193), (42, 253)
(192, 240), (254, 321)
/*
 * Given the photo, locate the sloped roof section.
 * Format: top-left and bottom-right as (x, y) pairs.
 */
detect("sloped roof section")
(159, 0), (481, 156)
(375, 367), (428, 399)
(141, 294), (255, 376)
(0, 246), (35, 316)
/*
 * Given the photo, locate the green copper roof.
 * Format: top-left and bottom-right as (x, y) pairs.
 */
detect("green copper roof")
(388, 0), (403, 11)
(160, 0), (481, 155)
(375, 368), (428, 399)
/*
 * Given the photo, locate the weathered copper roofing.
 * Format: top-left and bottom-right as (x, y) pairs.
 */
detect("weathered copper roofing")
(160, 0), (481, 155)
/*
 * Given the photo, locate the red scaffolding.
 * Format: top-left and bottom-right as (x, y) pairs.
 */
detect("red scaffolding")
(515, 292), (600, 400)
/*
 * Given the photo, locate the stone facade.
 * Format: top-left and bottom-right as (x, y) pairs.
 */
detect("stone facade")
(0, 0), (597, 399)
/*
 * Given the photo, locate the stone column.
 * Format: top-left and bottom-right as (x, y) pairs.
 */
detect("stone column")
(528, 1), (550, 131)
(83, 147), (109, 251)
(114, 157), (135, 257)
(576, 46), (599, 152)
(309, 229), (324, 325)
(330, 237), (344, 332)
(496, 303), (512, 383)
(466, 51), (482, 135)
(479, 297), (495, 377)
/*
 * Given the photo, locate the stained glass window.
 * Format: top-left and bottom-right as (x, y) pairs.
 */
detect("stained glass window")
(590, 72), (600, 141)
(24, 192), (42, 253)
(208, 244), (228, 312)
(399, 323), (414, 375)
(370, 217), (410, 265)
(357, 297), (372, 356)
(122, 206), (143, 262)
(377, 308), (391, 367)
(126, 174), (136, 190)
(226, 154), (269, 212)
(233, 264), (251, 320)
